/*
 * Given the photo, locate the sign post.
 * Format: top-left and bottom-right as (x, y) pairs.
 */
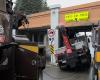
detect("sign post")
(48, 29), (55, 64)
(49, 4), (60, 65)
(48, 29), (55, 45)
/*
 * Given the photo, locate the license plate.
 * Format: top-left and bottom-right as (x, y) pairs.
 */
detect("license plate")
(62, 60), (67, 63)
(81, 59), (87, 63)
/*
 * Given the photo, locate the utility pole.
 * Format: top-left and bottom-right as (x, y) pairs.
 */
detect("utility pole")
(0, 0), (6, 12)
(49, 4), (60, 65)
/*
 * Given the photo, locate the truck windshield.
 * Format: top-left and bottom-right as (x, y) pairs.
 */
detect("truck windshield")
(69, 32), (87, 50)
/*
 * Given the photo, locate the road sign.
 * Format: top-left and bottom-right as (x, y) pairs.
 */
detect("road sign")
(48, 29), (55, 37)
(48, 29), (56, 45)
(64, 11), (89, 22)
(49, 45), (54, 54)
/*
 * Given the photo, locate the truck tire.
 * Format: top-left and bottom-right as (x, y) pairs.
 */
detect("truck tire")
(88, 57), (91, 67)
(93, 71), (98, 80)
(58, 63), (68, 70)
(59, 65), (66, 70)
(92, 67), (98, 80)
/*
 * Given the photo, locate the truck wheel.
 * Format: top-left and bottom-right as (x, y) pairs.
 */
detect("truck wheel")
(86, 52), (91, 68)
(86, 61), (91, 68)
(38, 69), (43, 80)
(36, 68), (43, 80)
(92, 67), (98, 80)
(59, 63), (68, 70)
(59, 65), (65, 70)
(93, 72), (98, 80)
(69, 62), (76, 69)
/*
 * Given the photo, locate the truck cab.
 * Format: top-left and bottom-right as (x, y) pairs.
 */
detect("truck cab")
(57, 26), (91, 70)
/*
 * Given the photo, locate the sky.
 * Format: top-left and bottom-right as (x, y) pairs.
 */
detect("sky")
(12, 0), (99, 8)
(47, 0), (99, 8)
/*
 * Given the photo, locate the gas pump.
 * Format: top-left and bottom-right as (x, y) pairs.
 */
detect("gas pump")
(92, 21), (100, 80)
(0, 0), (45, 80)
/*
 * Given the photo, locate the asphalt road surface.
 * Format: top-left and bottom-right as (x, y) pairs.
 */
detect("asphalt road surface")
(42, 65), (92, 80)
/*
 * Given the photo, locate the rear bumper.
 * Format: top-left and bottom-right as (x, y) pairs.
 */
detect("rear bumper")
(58, 53), (91, 68)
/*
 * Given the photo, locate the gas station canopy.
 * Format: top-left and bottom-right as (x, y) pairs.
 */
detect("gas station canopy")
(19, 1), (100, 30)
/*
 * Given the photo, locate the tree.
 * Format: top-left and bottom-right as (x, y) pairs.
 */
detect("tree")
(14, 0), (49, 15)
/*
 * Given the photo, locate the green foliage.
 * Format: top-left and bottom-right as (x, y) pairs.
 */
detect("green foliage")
(14, 0), (49, 15)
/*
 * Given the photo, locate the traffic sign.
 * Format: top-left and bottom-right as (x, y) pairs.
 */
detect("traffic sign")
(49, 45), (54, 54)
(48, 29), (55, 37)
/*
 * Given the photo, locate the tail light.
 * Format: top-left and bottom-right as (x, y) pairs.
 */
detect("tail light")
(0, 35), (5, 43)
(0, 25), (5, 43)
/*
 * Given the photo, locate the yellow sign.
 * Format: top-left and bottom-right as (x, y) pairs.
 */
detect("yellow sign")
(64, 11), (89, 22)
(95, 52), (100, 62)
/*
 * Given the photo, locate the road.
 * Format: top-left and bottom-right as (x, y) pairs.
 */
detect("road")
(42, 65), (93, 80)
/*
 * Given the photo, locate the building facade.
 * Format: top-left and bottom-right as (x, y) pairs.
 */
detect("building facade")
(19, 1), (100, 62)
